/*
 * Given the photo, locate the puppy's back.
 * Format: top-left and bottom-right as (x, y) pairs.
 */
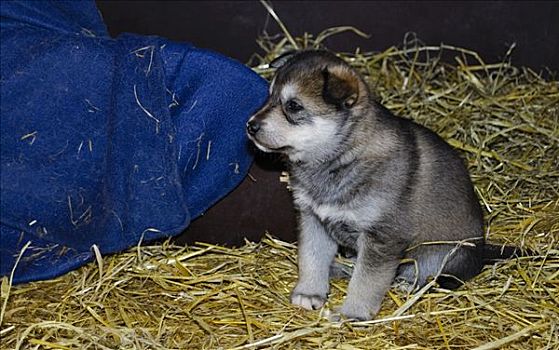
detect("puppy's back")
(374, 102), (484, 242)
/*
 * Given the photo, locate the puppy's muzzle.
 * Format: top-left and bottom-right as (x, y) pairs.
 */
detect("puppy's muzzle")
(246, 119), (261, 136)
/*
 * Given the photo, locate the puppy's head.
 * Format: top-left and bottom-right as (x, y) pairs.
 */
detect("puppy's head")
(246, 50), (369, 163)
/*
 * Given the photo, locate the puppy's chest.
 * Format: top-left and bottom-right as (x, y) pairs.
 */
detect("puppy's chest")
(293, 186), (386, 233)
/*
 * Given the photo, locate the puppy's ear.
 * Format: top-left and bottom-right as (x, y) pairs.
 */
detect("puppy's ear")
(321, 66), (361, 109)
(270, 50), (297, 69)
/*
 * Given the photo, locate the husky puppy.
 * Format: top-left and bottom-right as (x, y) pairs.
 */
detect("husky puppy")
(246, 50), (509, 321)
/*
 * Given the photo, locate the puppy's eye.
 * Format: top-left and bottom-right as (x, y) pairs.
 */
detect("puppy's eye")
(285, 99), (304, 114)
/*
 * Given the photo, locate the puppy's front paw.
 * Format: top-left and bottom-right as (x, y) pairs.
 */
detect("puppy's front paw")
(337, 303), (373, 321)
(291, 293), (326, 310)
(326, 310), (343, 322)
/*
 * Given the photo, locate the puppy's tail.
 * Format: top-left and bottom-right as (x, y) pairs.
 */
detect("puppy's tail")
(482, 243), (534, 264)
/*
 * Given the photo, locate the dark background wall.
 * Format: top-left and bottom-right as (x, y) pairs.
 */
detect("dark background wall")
(95, 1), (559, 246)
(97, 1), (558, 73)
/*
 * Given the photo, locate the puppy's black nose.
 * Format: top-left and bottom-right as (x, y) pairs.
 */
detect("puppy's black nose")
(246, 120), (260, 135)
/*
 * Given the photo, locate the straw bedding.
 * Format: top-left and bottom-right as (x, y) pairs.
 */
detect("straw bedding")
(1, 26), (558, 350)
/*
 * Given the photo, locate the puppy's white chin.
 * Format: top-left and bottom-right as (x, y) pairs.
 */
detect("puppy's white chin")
(247, 136), (276, 153)
(253, 141), (274, 153)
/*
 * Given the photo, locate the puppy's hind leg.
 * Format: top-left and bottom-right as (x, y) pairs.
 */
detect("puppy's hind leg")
(291, 211), (338, 310)
(398, 243), (484, 291)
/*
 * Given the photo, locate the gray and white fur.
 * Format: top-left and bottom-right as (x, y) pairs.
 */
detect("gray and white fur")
(246, 50), (514, 321)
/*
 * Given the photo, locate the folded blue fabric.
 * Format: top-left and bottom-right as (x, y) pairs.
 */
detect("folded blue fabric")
(0, 1), (268, 283)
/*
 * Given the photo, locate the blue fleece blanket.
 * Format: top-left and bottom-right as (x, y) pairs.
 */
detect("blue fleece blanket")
(0, 1), (267, 284)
